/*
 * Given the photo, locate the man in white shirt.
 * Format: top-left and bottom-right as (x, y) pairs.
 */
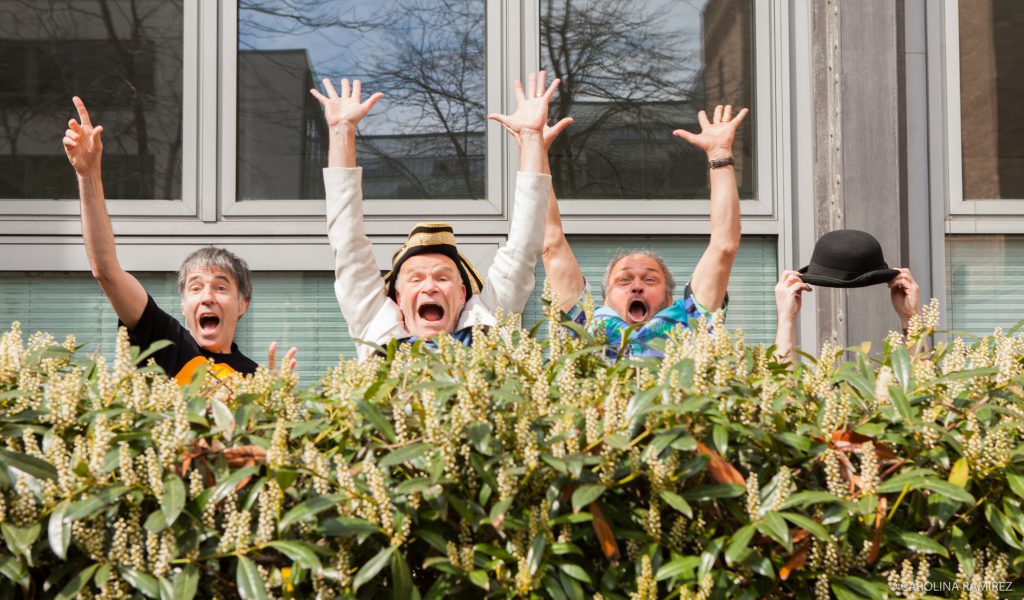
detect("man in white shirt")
(311, 73), (564, 360)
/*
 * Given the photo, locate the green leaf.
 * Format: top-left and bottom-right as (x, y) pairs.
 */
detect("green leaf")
(757, 512), (792, 552)
(527, 534), (547, 576)
(118, 566), (161, 598)
(211, 398), (236, 441)
(1005, 469), (1024, 499)
(267, 540), (323, 572)
(656, 556), (700, 581)
(0, 448), (57, 480)
(985, 503), (1024, 550)
(951, 525), (973, 576)
(134, 339), (173, 366)
(379, 442), (432, 468)
(322, 517), (383, 537)
(837, 576), (887, 600)
(558, 563), (592, 583)
(725, 524), (755, 565)
(778, 491), (845, 510)
(890, 384), (914, 422)
(890, 347), (912, 391)
(625, 385), (661, 424)
(169, 565), (199, 600)
(948, 458), (969, 488)
(353, 546), (395, 591)
(780, 512), (829, 541)
(713, 424), (728, 455)
(55, 562), (100, 600)
(1, 522), (40, 560)
(391, 550), (416, 600)
(208, 466), (260, 505)
(356, 400), (396, 443)
(48, 501), (72, 559)
(659, 490), (693, 518)
(0, 555), (28, 589)
(161, 474), (187, 526)
(893, 530), (950, 557)
(549, 543), (582, 557)
(279, 494), (344, 532)
(699, 536), (724, 579)
(922, 479), (975, 505)
(679, 483), (745, 500)
(469, 569), (490, 590)
(236, 556), (270, 600)
(571, 484), (605, 512)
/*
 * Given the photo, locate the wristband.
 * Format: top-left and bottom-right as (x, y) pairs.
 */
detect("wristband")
(708, 156), (734, 169)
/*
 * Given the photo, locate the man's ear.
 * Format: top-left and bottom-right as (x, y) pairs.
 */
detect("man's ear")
(459, 284), (467, 306)
(238, 297), (250, 319)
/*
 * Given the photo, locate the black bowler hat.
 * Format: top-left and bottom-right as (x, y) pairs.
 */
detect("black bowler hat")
(797, 230), (899, 288)
(384, 222), (484, 301)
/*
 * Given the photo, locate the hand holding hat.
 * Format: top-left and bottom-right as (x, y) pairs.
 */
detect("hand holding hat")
(797, 230), (899, 288)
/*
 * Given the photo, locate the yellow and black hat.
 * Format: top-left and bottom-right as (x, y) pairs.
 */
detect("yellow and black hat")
(384, 223), (484, 300)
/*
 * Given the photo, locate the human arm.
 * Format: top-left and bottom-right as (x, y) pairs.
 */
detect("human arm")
(479, 71), (560, 314)
(63, 96), (148, 328)
(773, 270), (812, 365)
(311, 79), (395, 346)
(674, 105), (749, 312)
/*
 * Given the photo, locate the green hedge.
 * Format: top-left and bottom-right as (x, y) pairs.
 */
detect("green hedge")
(0, 301), (1023, 599)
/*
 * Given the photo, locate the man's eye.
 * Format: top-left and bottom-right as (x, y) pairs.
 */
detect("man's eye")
(645, 278), (656, 284)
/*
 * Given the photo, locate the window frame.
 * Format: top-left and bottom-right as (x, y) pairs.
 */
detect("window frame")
(216, 0), (506, 220)
(0, 0), (203, 220)
(939, 0), (1024, 221)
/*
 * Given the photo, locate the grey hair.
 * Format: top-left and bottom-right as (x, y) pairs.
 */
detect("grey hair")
(602, 249), (676, 298)
(177, 247), (252, 303)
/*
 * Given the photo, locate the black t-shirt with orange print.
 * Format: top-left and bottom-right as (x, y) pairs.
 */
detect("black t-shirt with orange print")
(121, 295), (257, 386)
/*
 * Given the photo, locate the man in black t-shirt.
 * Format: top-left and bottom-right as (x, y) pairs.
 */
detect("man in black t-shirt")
(63, 97), (295, 384)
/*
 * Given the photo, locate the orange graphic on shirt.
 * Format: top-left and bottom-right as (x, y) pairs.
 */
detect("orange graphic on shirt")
(173, 356), (241, 387)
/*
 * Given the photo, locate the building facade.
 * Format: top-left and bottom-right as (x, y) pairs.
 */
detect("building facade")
(0, 0), (1020, 380)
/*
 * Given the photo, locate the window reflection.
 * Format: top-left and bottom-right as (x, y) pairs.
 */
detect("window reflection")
(541, 0), (754, 200)
(0, 0), (183, 200)
(237, 0), (486, 201)
(959, 0), (1024, 200)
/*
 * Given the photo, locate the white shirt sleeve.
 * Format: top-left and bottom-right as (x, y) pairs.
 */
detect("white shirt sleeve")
(475, 171), (551, 316)
(324, 167), (405, 360)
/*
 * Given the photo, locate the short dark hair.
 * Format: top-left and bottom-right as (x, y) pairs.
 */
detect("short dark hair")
(177, 247), (252, 303)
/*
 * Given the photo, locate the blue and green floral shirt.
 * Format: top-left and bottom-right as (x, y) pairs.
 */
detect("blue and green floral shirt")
(566, 282), (726, 358)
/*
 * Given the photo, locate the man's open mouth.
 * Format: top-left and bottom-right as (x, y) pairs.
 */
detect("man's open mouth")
(199, 313), (221, 332)
(628, 300), (649, 322)
(418, 303), (445, 323)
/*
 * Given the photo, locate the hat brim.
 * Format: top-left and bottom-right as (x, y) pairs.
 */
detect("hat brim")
(797, 266), (899, 289)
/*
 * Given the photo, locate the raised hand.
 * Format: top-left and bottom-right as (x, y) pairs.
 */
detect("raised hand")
(775, 270), (812, 324)
(488, 71), (562, 136)
(672, 104), (749, 160)
(310, 78), (383, 130)
(63, 96), (104, 176)
(888, 268), (921, 327)
(267, 341), (298, 373)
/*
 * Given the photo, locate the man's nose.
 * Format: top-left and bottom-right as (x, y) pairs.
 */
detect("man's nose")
(200, 286), (215, 303)
(422, 277), (440, 292)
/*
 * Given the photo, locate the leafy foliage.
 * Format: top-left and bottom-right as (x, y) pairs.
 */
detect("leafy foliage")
(1, 302), (1023, 599)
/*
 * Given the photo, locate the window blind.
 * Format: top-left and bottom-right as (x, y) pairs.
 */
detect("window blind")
(947, 235), (1024, 335)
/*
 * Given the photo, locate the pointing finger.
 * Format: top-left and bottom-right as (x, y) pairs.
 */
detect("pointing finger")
(340, 78), (350, 98)
(723, 104), (733, 122)
(73, 96), (91, 128)
(697, 110), (710, 129)
(543, 77), (561, 99)
(713, 105), (723, 124)
(352, 79), (362, 101)
(512, 80), (526, 104)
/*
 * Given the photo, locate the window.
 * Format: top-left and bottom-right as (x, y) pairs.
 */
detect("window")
(539, 0), (755, 200)
(946, 236), (1024, 334)
(235, 0), (487, 201)
(0, 0), (184, 201)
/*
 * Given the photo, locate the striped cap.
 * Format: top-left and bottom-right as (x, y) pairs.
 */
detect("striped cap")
(383, 223), (484, 300)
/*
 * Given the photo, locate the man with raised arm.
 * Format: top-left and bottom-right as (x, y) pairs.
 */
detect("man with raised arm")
(541, 105), (749, 358)
(313, 73), (561, 360)
(63, 97), (295, 385)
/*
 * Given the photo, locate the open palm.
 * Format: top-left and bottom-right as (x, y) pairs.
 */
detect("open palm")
(310, 78), (383, 129)
(673, 105), (749, 158)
